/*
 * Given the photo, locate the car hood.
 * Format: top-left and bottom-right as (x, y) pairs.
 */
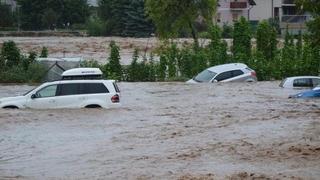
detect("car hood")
(0, 96), (25, 104)
(186, 79), (199, 84)
(313, 86), (320, 90)
(289, 89), (320, 98)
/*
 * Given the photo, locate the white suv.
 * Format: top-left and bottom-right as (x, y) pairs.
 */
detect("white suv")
(187, 63), (257, 83)
(0, 68), (120, 109)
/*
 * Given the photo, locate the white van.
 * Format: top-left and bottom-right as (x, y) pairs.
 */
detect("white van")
(0, 68), (120, 109)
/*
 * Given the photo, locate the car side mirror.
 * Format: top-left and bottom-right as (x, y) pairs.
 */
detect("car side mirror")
(213, 79), (218, 83)
(31, 94), (37, 99)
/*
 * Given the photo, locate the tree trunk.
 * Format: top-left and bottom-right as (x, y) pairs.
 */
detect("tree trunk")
(189, 21), (199, 49)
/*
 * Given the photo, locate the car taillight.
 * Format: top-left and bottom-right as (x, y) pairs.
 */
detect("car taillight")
(251, 71), (257, 77)
(111, 94), (120, 103)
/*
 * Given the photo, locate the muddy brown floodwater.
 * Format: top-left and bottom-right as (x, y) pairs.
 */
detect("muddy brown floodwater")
(0, 82), (319, 179)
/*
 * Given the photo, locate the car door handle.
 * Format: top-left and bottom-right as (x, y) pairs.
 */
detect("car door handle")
(49, 100), (56, 103)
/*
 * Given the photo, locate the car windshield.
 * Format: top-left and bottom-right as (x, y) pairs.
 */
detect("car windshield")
(194, 70), (217, 82)
(313, 85), (320, 90)
(23, 88), (35, 96)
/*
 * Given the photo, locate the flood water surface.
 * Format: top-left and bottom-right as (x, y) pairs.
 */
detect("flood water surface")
(0, 82), (319, 179)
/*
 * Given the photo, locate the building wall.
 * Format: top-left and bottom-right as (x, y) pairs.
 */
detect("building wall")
(217, 0), (249, 26)
(249, 0), (279, 21)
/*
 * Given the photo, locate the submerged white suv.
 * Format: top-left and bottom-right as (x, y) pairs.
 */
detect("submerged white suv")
(0, 68), (121, 109)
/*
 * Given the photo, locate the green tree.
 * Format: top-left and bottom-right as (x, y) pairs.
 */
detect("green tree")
(233, 17), (252, 62)
(222, 23), (233, 38)
(166, 43), (179, 78)
(256, 20), (277, 60)
(145, 0), (217, 47)
(98, 0), (153, 37)
(123, 0), (154, 37)
(178, 45), (193, 78)
(207, 25), (228, 66)
(158, 54), (167, 81)
(22, 51), (37, 70)
(1, 41), (21, 68)
(296, 0), (320, 47)
(128, 48), (140, 81)
(86, 16), (107, 36)
(104, 41), (122, 80)
(17, 0), (89, 30)
(148, 53), (156, 81)
(41, 8), (58, 30)
(62, 0), (90, 26)
(98, 0), (129, 36)
(0, 2), (16, 28)
(40, 47), (48, 58)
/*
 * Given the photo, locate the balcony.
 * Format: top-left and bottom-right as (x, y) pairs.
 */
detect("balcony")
(282, 0), (295, 5)
(230, 2), (247, 9)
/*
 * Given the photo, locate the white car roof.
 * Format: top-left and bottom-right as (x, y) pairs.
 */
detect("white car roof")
(44, 79), (115, 85)
(62, 68), (102, 77)
(285, 76), (320, 80)
(207, 63), (248, 73)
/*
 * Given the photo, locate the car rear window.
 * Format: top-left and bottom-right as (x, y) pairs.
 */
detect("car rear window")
(312, 78), (320, 87)
(113, 82), (120, 93)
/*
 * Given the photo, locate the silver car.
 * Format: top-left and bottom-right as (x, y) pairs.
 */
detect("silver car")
(187, 63), (257, 83)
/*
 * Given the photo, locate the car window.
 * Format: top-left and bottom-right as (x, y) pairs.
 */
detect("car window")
(312, 78), (320, 87)
(113, 82), (120, 93)
(215, 71), (232, 81)
(293, 78), (313, 87)
(279, 78), (287, 87)
(79, 83), (109, 94)
(58, 83), (80, 96)
(194, 70), (217, 82)
(36, 85), (57, 98)
(57, 83), (109, 96)
(231, 70), (244, 77)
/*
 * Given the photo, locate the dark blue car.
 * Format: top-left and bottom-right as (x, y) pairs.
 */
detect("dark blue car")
(289, 89), (320, 98)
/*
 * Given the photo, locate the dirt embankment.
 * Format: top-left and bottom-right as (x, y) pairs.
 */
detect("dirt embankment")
(0, 37), (193, 65)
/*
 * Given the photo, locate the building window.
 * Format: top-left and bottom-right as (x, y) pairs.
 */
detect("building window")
(217, 13), (221, 23)
(274, 7), (279, 18)
(232, 13), (239, 21)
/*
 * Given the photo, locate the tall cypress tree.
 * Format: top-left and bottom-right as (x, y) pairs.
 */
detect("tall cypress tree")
(233, 17), (252, 62)
(105, 41), (122, 80)
(123, 0), (154, 37)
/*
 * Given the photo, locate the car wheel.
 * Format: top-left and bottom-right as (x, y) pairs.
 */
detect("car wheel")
(85, 105), (102, 108)
(3, 106), (19, 109)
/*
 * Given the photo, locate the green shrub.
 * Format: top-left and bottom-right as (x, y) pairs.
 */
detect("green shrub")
(104, 41), (122, 80)
(40, 47), (48, 58)
(86, 16), (107, 36)
(81, 59), (101, 68)
(222, 23), (233, 38)
(1, 41), (21, 68)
